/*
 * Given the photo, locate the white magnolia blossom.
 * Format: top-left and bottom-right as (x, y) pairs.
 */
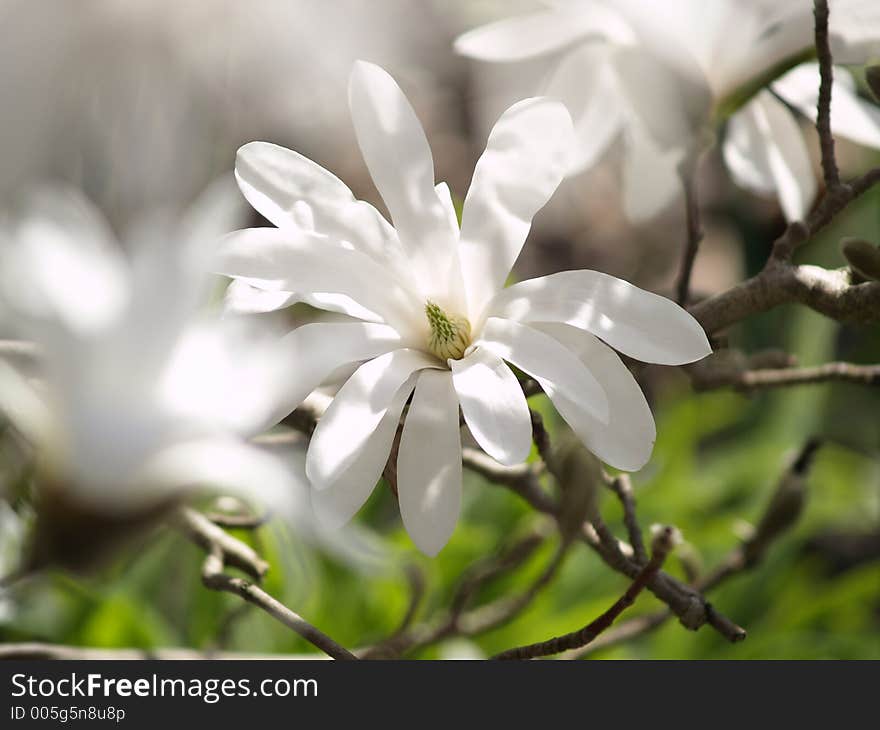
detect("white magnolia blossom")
(455, 0), (880, 222)
(215, 62), (711, 555)
(0, 186), (301, 518)
(0, 500), (25, 621)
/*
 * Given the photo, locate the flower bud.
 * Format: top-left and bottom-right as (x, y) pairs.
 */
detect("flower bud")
(553, 435), (602, 542)
(840, 237), (880, 282)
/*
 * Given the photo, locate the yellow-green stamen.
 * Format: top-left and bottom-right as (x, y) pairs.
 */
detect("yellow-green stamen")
(425, 301), (471, 361)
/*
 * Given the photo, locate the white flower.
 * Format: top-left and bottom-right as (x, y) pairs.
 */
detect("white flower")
(455, 0), (880, 222)
(0, 500), (25, 621)
(215, 61), (711, 555)
(0, 186), (300, 520)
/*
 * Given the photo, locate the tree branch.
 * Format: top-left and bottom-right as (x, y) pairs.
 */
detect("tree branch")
(565, 440), (821, 658)
(690, 261), (880, 334)
(693, 361), (880, 392)
(492, 526), (679, 659)
(606, 473), (647, 563)
(176, 507), (357, 661)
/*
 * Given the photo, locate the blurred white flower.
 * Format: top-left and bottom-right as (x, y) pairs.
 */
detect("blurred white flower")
(0, 500), (25, 621)
(0, 0), (459, 227)
(455, 0), (880, 222)
(0, 185), (300, 521)
(215, 62), (711, 555)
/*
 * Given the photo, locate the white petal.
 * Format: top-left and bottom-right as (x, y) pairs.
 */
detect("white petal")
(450, 347), (531, 466)
(612, 44), (708, 151)
(453, 7), (632, 62)
(531, 323), (655, 472)
(544, 44), (624, 174)
(215, 226), (419, 331)
(621, 121), (686, 222)
(348, 62), (463, 307)
(311, 378), (415, 530)
(159, 317), (288, 436)
(306, 349), (439, 490)
(829, 0), (880, 63)
(223, 279), (299, 315)
(723, 91), (816, 222)
(0, 358), (50, 445)
(487, 270), (711, 365)
(397, 369), (462, 556)
(458, 98), (573, 319)
(2, 189), (129, 334)
(132, 438), (302, 518)
(235, 141), (404, 264)
(257, 321), (404, 432)
(477, 317), (608, 423)
(772, 64), (880, 150)
(435, 181), (460, 233)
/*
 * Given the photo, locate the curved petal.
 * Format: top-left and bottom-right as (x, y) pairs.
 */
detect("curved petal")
(453, 7), (632, 62)
(235, 141), (405, 264)
(2, 189), (129, 335)
(215, 226), (419, 331)
(223, 278), (381, 321)
(0, 358), (50, 445)
(458, 98), (573, 319)
(772, 64), (880, 150)
(223, 279), (299, 315)
(348, 62), (463, 308)
(621, 121), (685, 222)
(531, 323), (655, 472)
(544, 44), (624, 174)
(256, 321), (404, 432)
(306, 349), (439, 490)
(435, 181), (460, 233)
(397, 369), (462, 556)
(487, 270), (711, 365)
(311, 377), (415, 530)
(450, 347), (531, 466)
(477, 317), (608, 423)
(132, 438), (302, 518)
(723, 91), (816, 222)
(612, 44), (708, 152)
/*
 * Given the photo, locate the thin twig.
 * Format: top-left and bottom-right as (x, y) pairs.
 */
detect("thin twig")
(693, 361), (880, 392)
(366, 530), (565, 658)
(492, 526), (679, 659)
(606, 473), (647, 564)
(814, 0), (840, 189)
(449, 531), (547, 617)
(567, 441), (821, 658)
(390, 564), (427, 637)
(462, 447), (555, 514)
(675, 170), (704, 305)
(176, 507), (357, 660)
(529, 409), (554, 469)
(175, 507), (268, 580)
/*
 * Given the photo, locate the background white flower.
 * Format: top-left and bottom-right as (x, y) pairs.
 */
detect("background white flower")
(0, 185), (300, 522)
(455, 0), (880, 222)
(216, 61), (711, 555)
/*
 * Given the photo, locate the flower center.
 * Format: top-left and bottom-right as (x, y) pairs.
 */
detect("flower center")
(425, 301), (471, 361)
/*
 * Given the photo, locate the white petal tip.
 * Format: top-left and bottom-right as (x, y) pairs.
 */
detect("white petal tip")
(349, 59), (385, 89)
(412, 533), (451, 558)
